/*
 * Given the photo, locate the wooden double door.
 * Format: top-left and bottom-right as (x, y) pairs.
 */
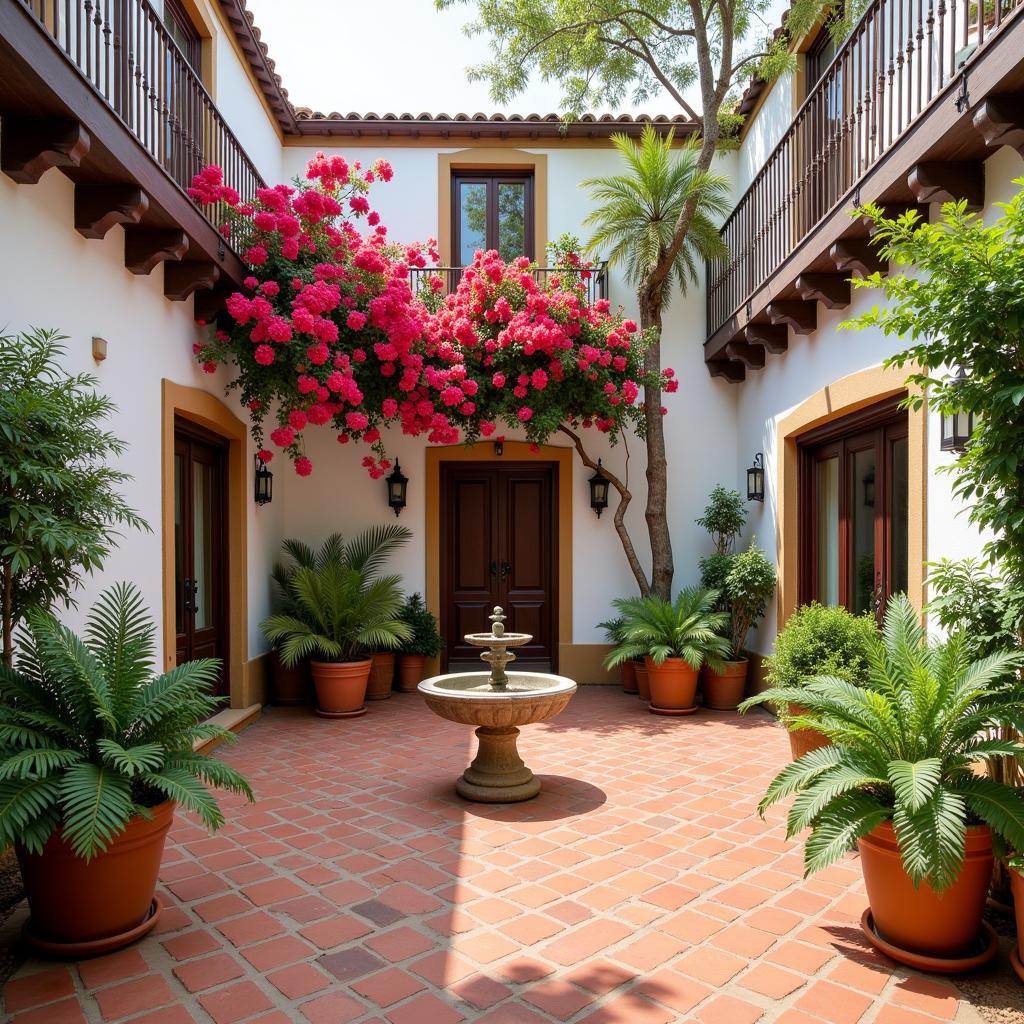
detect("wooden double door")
(440, 463), (557, 671)
(174, 421), (228, 696)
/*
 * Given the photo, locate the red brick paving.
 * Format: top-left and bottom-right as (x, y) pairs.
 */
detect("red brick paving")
(0, 688), (989, 1022)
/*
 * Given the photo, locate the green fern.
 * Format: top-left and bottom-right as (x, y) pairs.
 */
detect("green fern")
(0, 583), (253, 860)
(603, 588), (730, 670)
(744, 594), (1024, 891)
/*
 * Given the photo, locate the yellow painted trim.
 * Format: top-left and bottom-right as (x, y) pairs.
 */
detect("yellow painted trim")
(177, 0), (218, 94)
(200, 0), (286, 143)
(775, 363), (927, 633)
(437, 149), (548, 267)
(559, 643), (615, 685)
(161, 381), (250, 709)
(425, 441), (572, 672)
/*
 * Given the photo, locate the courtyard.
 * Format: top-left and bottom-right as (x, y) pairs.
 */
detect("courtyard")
(0, 689), (979, 1024)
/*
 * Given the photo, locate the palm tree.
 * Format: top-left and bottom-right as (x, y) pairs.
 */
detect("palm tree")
(581, 125), (731, 599)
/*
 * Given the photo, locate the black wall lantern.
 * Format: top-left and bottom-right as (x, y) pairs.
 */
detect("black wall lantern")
(386, 459), (408, 516)
(589, 460), (610, 518)
(747, 453), (765, 502)
(254, 454), (273, 506)
(940, 368), (976, 453)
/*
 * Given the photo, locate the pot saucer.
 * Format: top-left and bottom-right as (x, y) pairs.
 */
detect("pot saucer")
(315, 705), (367, 719)
(22, 896), (162, 959)
(860, 908), (998, 974)
(648, 704), (698, 717)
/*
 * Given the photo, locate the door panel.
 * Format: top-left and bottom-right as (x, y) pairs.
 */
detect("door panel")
(798, 398), (908, 621)
(174, 422), (228, 696)
(441, 463), (557, 671)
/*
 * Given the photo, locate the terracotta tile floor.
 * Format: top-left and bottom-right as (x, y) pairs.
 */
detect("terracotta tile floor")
(1, 688), (986, 1023)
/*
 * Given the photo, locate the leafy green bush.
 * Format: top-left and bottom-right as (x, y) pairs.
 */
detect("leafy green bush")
(762, 602), (876, 692)
(398, 593), (443, 658)
(749, 595), (1024, 891)
(0, 328), (148, 666)
(695, 485), (746, 555)
(603, 588), (730, 669)
(725, 543), (776, 659)
(0, 584), (253, 860)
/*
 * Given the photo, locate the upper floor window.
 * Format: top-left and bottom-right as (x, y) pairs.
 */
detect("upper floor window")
(453, 172), (534, 265)
(163, 0), (201, 72)
(805, 22), (838, 91)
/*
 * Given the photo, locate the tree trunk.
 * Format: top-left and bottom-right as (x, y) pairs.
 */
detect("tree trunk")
(1, 558), (12, 668)
(639, 289), (673, 599)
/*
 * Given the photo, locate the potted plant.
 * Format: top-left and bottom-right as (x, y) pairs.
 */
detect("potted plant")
(597, 616), (636, 693)
(750, 595), (1024, 972)
(0, 583), (253, 956)
(262, 554), (411, 719)
(699, 542), (776, 710)
(605, 588), (730, 715)
(396, 593), (443, 692)
(268, 540), (317, 705)
(742, 602), (876, 758)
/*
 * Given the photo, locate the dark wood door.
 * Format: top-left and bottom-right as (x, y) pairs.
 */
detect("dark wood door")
(798, 397), (909, 622)
(441, 463), (557, 671)
(174, 422), (228, 696)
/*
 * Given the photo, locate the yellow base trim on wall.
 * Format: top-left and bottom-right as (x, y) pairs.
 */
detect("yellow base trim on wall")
(425, 440), (572, 669)
(559, 643), (615, 685)
(775, 363), (927, 633)
(436, 149), (548, 268)
(161, 380), (250, 709)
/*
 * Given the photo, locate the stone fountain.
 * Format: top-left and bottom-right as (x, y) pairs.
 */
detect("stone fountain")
(418, 607), (577, 802)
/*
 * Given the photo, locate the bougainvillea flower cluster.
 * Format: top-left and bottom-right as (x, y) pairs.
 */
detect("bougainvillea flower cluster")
(189, 156), (674, 477)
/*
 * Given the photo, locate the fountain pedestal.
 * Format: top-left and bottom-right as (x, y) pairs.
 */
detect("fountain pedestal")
(418, 607), (577, 803)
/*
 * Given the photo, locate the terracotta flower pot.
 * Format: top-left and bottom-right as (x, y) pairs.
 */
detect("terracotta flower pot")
(17, 800), (174, 954)
(397, 654), (426, 692)
(1010, 867), (1024, 979)
(858, 822), (993, 959)
(311, 659), (372, 718)
(366, 652), (395, 701)
(645, 657), (699, 715)
(786, 702), (832, 760)
(270, 651), (309, 706)
(620, 660), (638, 694)
(700, 659), (749, 710)
(634, 661), (650, 701)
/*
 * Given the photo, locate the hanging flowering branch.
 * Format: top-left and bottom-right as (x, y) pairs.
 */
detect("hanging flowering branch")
(188, 156), (675, 586)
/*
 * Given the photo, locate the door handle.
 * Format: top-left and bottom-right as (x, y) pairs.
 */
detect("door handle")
(500, 561), (511, 579)
(183, 576), (195, 614)
(489, 561), (498, 577)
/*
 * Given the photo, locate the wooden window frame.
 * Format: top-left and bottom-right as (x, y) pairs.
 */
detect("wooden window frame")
(163, 0), (201, 72)
(451, 171), (535, 264)
(797, 395), (908, 617)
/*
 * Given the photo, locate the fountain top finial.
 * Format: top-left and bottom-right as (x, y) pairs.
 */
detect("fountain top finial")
(490, 606), (505, 637)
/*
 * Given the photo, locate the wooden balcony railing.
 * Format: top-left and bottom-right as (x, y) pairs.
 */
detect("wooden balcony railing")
(409, 263), (610, 306)
(706, 0), (1023, 340)
(19, 0), (265, 232)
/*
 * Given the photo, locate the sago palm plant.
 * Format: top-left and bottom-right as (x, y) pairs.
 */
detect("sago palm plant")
(744, 594), (1024, 891)
(582, 125), (731, 317)
(0, 583), (253, 860)
(604, 588), (730, 669)
(262, 563), (411, 667)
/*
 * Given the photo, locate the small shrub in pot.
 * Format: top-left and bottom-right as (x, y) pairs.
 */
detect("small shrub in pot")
(396, 593), (443, 691)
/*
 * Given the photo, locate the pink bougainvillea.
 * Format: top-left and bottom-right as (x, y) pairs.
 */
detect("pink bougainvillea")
(189, 155), (674, 478)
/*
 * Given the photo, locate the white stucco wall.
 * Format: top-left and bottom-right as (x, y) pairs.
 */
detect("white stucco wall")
(733, 144), (1024, 656)
(735, 72), (794, 199)
(274, 143), (740, 643)
(0, 166), (285, 663)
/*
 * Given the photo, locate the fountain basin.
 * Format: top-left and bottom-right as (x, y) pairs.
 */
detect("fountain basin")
(419, 671), (577, 802)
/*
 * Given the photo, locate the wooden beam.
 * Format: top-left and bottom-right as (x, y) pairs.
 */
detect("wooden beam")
(768, 300), (817, 335)
(796, 273), (851, 310)
(0, 117), (89, 184)
(164, 262), (220, 301)
(830, 238), (887, 278)
(124, 229), (189, 275)
(972, 96), (1024, 159)
(74, 184), (149, 240)
(194, 285), (235, 324)
(707, 358), (746, 383)
(745, 323), (788, 354)
(724, 341), (766, 370)
(908, 161), (984, 209)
